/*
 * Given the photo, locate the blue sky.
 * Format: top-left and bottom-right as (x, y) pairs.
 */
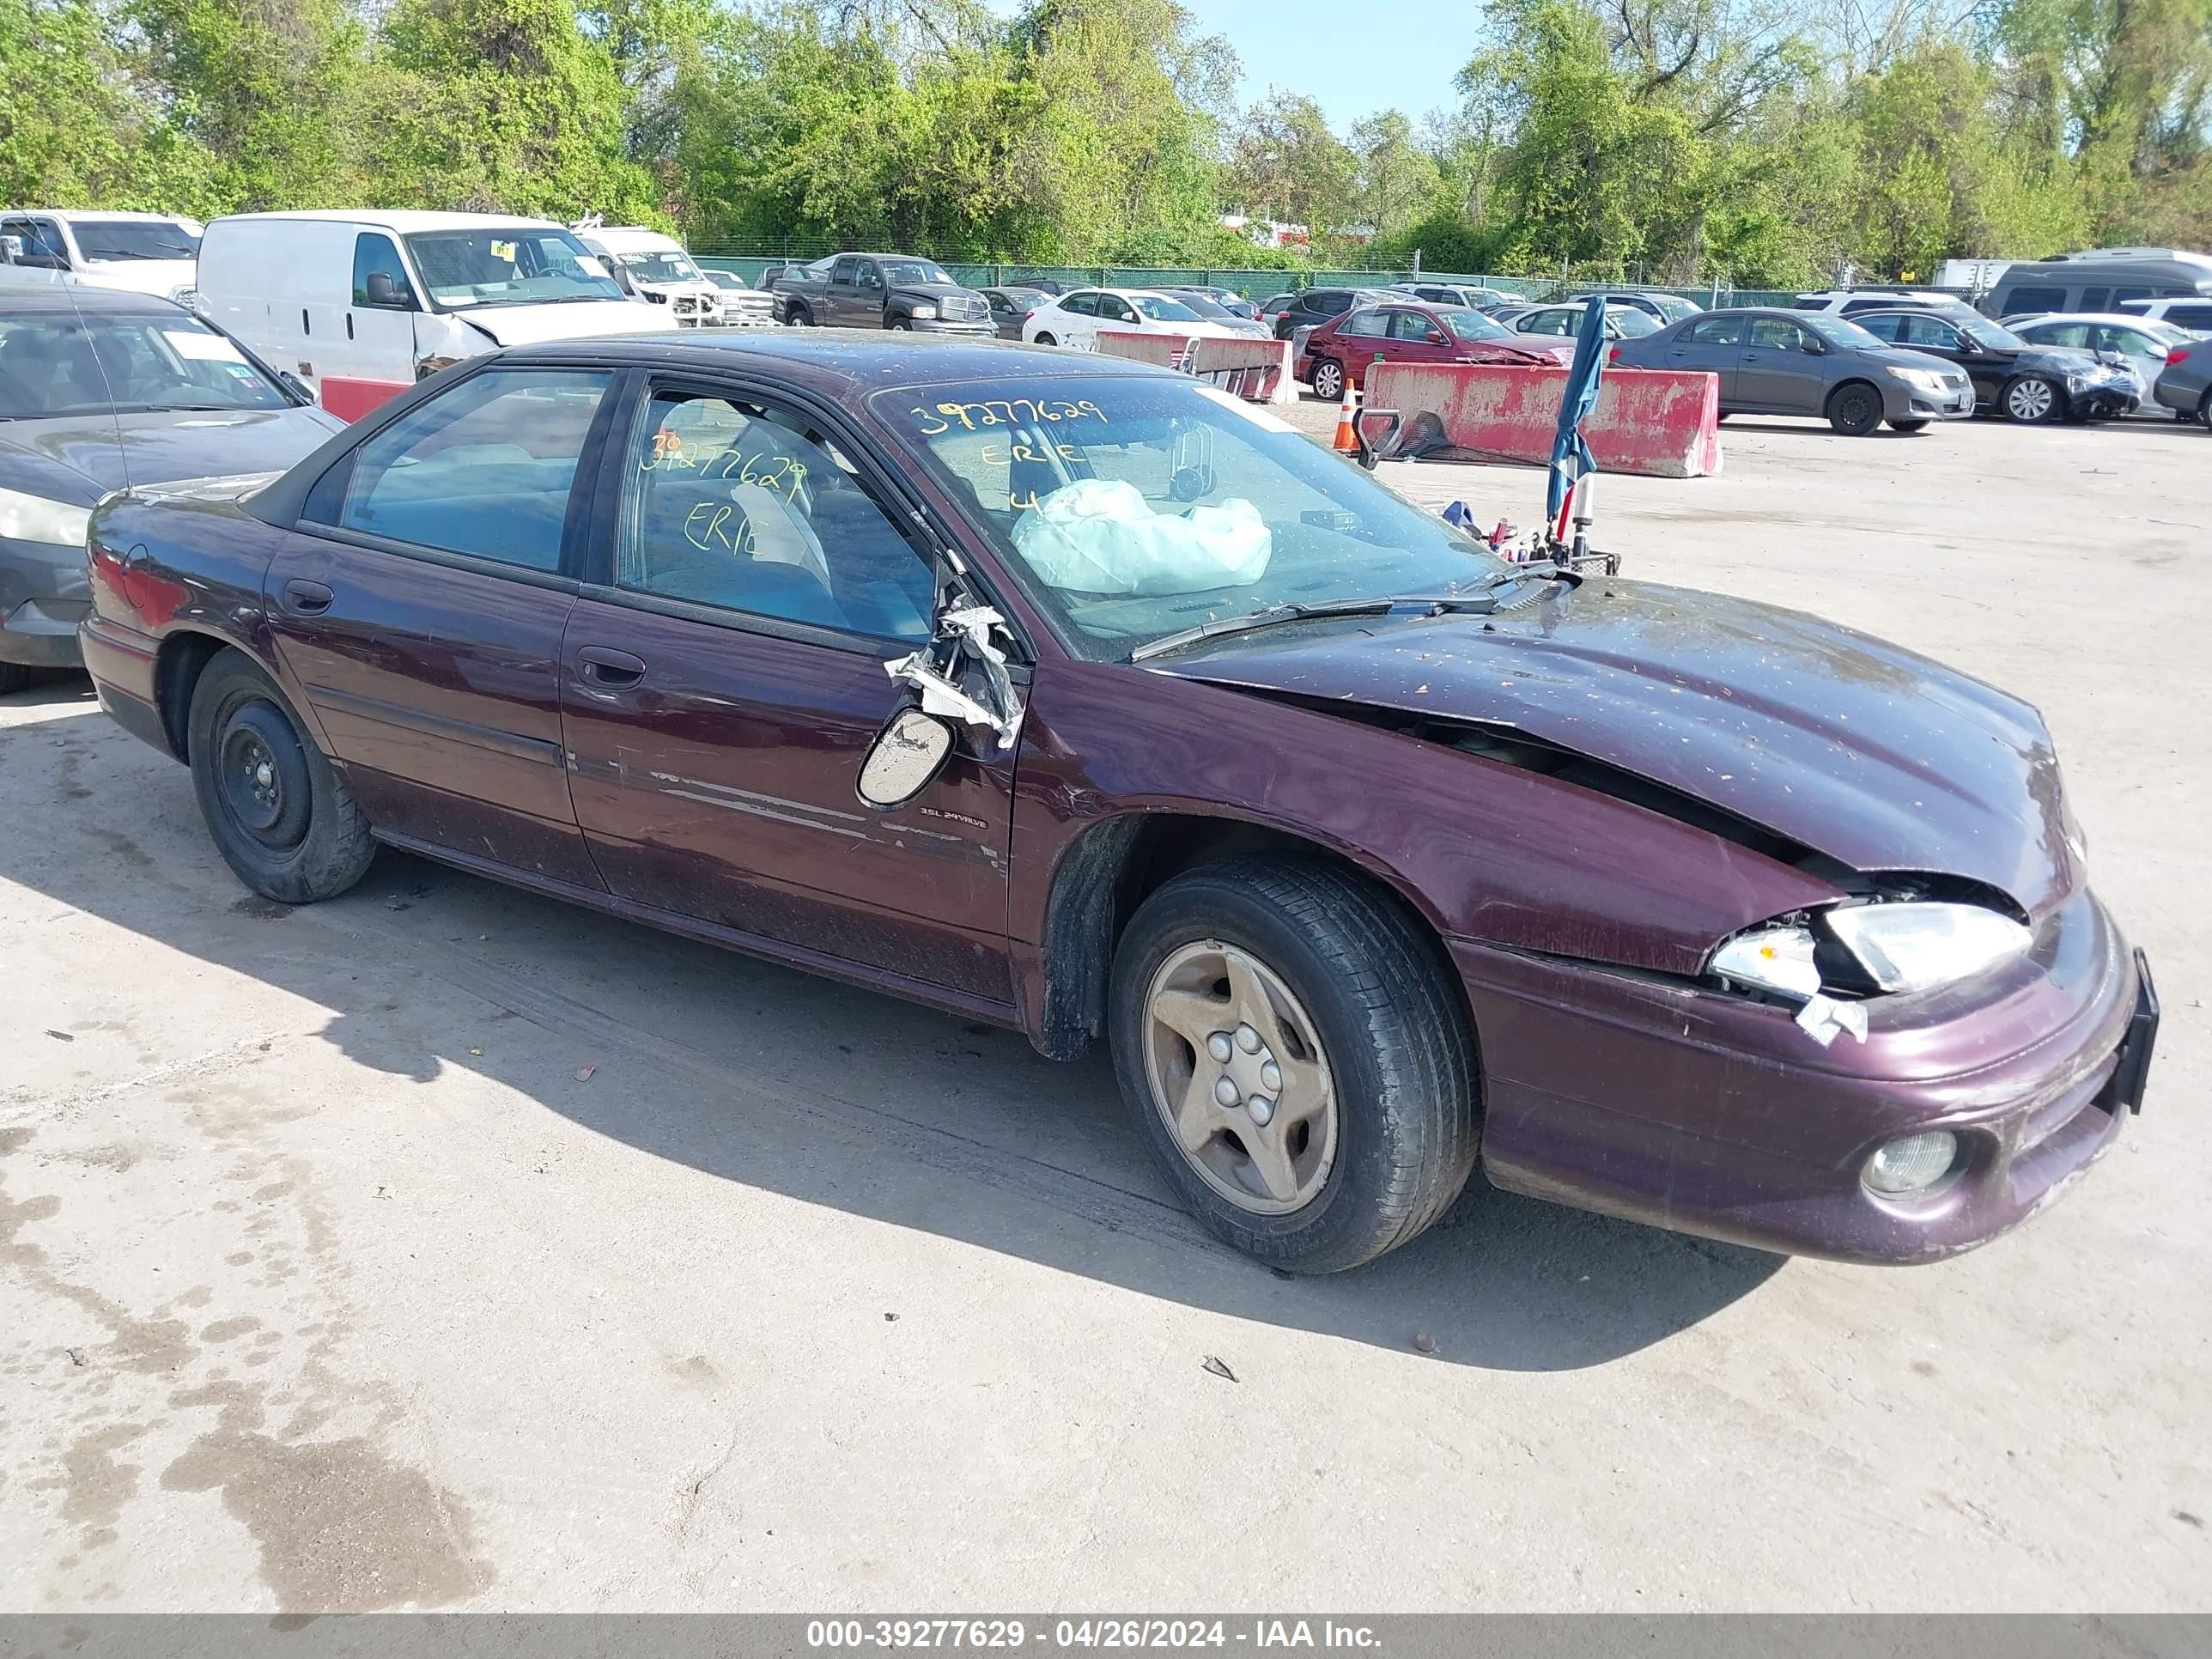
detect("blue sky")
(1190, 0), (1470, 129)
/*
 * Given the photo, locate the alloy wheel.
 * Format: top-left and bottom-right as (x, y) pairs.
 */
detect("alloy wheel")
(1140, 939), (1340, 1215)
(2006, 378), (2056, 422)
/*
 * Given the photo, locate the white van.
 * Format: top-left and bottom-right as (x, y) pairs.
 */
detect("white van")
(0, 210), (203, 300)
(574, 223), (772, 327)
(192, 210), (677, 420)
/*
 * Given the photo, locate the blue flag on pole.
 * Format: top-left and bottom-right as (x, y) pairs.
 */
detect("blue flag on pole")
(1547, 295), (1607, 537)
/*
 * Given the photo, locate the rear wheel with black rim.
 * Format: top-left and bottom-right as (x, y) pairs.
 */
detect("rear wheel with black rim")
(1310, 357), (1345, 402)
(1033, 332), (1058, 347)
(787, 304), (813, 328)
(1826, 381), (1883, 435)
(187, 650), (374, 904)
(2002, 374), (2063, 423)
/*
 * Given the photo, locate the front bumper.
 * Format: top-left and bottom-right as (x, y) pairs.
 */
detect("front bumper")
(1, 532), (91, 667)
(904, 319), (995, 336)
(1452, 887), (2149, 1263)
(2069, 383), (2140, 418)
(1900, 382), (1976, 420)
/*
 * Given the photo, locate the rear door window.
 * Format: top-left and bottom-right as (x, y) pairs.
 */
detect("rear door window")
(2003, 285), (2068, 313)
(2168, 305), (2212, 330)
(330, 368), (612, 572)
(2110, 285), (2154, 306)
(1060, 292), (1100, 316)
(1681, 315), (1744, 345)
(1338, 309), (1389, 338)
(2078, 287), (2109, 311)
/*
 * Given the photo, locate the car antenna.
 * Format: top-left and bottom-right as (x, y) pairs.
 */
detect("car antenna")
(58, 265), (133, 495)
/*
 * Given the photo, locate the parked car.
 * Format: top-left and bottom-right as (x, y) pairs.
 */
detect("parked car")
(2115, 296), (2212, 337)
(76, 333), (2156, 1271)
(1164, 284), (1259, 319)
(1986, 249), (2212, 323)
(2004, 313), (2196, 410)
(771, 253), (993, 333)
(1507, 303), (1661, 340)
(1392, 283), (1516, 311)
(576, 226), (772, 329)
(2151, 338), (2212, 425)
(192, 210), (674, 421)
(983, 286), (1050, 340)
(1793, 288), (1984, 324)
(0, 287), (341, 692)
(0, 210), (203, 301)
(1565, 289), (1704, 324)
(1264, 287), (1393, 340)
(1158, 292), (1273, 337)
(1849, 307), (2138, 422)
(1611, 307), (1976, 434)
(1299, 302), (1569, 400)
(1021, 289), (1245, 349)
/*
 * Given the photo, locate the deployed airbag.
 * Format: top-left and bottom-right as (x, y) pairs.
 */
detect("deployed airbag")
(1011, 477), (1271, 595)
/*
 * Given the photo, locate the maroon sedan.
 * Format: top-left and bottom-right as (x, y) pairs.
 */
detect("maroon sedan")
(1300, 301), (1571, 401)
(77, 336), (2156, 1273)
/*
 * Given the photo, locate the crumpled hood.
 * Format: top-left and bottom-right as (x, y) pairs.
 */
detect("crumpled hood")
(2010, 344), (2119, 377)
(0, 406), (341, 503)
(460, 300), (677, 346)
(1156, 580), (2080, 921)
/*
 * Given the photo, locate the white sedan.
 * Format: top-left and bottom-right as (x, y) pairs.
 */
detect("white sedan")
(1021, 288), (1247, 350)
(2004, 312), (2197, 409)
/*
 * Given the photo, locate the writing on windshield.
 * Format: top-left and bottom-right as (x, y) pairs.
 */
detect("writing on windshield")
(880, 261), (952, 286)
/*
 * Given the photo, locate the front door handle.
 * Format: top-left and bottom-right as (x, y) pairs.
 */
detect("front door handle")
(281, 578), (333, 616)
(577, 646), (647, 688)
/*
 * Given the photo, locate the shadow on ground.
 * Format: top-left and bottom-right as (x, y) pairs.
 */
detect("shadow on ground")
(2, 685), (1783, 1373)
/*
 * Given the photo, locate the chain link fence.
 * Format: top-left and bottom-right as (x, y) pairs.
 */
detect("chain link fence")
(691, 251), (1805, 309)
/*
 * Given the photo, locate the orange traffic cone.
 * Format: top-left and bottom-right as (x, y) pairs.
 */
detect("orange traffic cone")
(1331, 372), (1360, 453)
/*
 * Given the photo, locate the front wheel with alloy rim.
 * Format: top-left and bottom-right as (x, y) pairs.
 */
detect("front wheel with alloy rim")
(187, 650), (374, 903)
(1109, 857), (1480, 1273)
(1826, 381), (1883, 435)
(1311, 358), (1345, 402)
(2002, 374), (2063, 423)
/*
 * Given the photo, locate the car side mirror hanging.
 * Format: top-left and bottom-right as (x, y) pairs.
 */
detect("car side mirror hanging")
(877, 595), (1025, 772)
(857, 703), (957, 810)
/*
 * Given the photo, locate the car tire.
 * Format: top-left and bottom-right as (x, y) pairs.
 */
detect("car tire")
(1033, 332), (1058, 347)
(1826, 381), (1884, 435)
(2198, 389), (2212, 428)
(1109, 856), (1480, 1274)
(0, 661), (40, 696)
(187, 650), (374, 904)
(889, 319), (911, 331)
(1311, 357), (1345, 402)
(2001, 374), (2063, 423)
(787, 304), (813, 328)
(1887, 417), (1930, 433)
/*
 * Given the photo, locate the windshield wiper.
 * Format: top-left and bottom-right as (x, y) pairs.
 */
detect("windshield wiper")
(1130, 593), (1500, 662)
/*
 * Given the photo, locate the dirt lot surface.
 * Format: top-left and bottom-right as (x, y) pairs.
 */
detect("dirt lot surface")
(3, 408), (2207, 1613)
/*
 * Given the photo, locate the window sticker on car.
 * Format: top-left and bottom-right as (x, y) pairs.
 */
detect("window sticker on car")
(163, 329), (246, 363)
(490, 240), (517, 262)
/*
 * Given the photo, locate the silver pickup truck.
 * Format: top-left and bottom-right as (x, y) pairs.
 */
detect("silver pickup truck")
(770, 252), (994, 333)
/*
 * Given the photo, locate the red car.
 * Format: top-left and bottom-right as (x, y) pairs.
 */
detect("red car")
(77, 337), (2155, 1274)
(1300, 302), (1572, 401)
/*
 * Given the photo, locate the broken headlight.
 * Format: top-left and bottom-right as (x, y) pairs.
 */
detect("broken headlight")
(1820, 902), (2031, 994)
(1713, 902), (2032, 1003)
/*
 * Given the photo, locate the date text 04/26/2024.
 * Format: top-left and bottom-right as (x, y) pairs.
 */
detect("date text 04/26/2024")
(805, 1620), (1382, 1650)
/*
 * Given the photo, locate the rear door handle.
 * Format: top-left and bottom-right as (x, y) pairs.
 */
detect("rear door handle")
(577, 646), (647, 688)
(281, 579), (333, 616)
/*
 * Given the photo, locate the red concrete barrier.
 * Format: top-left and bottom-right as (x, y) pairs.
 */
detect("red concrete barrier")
(1364, 361), (1723, 478)
(319, 375), (410, 422)
(1092, 331), (1297, 404)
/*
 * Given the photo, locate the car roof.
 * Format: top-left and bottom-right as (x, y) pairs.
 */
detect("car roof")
(2008, 312), (2173, 328)
(581, 226), (683, 249)
(207, 209), (568, 233)
(493, 329), (1176, 394)
(0, 286), (189, 316)
(4, 209), (196, 223)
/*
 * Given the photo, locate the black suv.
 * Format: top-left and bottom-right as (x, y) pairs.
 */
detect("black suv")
(1262, 288), (1391, 340)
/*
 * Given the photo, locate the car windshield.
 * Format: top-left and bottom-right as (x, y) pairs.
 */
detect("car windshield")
(0, 312), (289, 418)
(1651, 295), (1701, 320)
(617, 249), (702, 285)
(70, 220), (200, 262)
(1802, 313), (1886, 349)
(1132, 295), (1202, 322)
(1969, 319), (2029, 349)
(1175, 295), (1234, 319)
(874, 376), (1512, 660)
(1441, 308), (1510, 342)
(1609, 308), (1661, 337)
(403, 228), (625, 308)
(880, 260), (953, 286)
